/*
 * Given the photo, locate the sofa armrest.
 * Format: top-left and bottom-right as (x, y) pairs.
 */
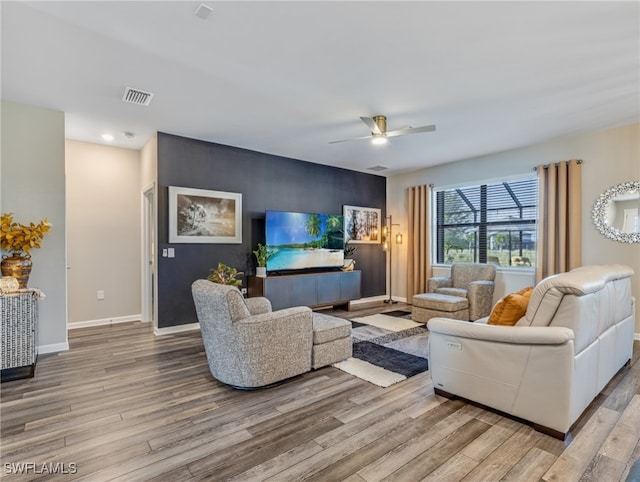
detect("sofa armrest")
(236, 306), (312, 328)
(220, 306), (313, 387)
(468, 280), (495, 320)
(428, 277), (452, 293)
(234, 306), (313, 361)
(427, 317), (574, 345)
(245, 296), (272, 315)
(427, 317), (576, 433)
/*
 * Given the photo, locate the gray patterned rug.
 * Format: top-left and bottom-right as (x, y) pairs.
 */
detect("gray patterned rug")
(333, 311), (429, 387)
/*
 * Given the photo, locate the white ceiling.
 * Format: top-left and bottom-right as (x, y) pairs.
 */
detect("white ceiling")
(2, 1), (639, 176)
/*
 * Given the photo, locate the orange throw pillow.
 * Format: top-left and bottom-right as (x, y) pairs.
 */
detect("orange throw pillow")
(516, 286), (534, 298)
(488, 286), (534, 326)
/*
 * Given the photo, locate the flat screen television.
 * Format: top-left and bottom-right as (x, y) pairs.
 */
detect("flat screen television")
(265, 210), (344, 272)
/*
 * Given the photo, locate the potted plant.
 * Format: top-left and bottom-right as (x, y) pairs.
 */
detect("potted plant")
(252, 243), (274, 278)
(342, 237), (357, 271)
(207, 262), (243, 287)
(0, 213), (51, 288)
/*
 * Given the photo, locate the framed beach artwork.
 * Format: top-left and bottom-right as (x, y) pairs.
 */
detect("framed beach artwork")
(343, 205), (382, 244)
(169, 186), (242, 244)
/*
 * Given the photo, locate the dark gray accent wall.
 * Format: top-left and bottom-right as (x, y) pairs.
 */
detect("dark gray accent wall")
(157, 132), (386, 328)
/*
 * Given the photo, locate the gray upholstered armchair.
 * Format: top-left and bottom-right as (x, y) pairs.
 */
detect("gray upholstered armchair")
(428, 263), (496, 320)
(191, 279), (313, 388)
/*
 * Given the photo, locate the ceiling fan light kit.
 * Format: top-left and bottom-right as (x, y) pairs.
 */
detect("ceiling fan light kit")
(330, 114), (436, 145)
(369, 115), (387, 134)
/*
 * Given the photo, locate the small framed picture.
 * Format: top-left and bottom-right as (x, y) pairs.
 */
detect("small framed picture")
(343, 205), (382, 244)
(169, 186), (242, 244)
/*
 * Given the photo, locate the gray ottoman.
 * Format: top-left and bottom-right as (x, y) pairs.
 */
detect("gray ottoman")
(311, 313), (352, 369)
(412, 293), (469, 323)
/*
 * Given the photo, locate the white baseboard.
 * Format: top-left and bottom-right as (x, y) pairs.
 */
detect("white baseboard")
(350, 295), (389, 305)
(154, 322), (200, 336)
(38, 342), (69, 354)
(68, 314), (142, 329)
(635, 332), (640, 341)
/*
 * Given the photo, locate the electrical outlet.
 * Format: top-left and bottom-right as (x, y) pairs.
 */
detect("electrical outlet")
(97, 290), (105, 300)
(241, 288), (247, 295)
(446, 341), (461, 350)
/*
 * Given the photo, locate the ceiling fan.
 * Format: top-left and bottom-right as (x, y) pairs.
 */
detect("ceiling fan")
(329, 115), (436, 145)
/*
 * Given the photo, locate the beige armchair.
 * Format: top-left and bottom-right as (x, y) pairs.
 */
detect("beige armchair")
(428, 263), (496, 320)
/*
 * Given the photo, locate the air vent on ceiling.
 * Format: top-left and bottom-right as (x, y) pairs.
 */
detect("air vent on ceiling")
(368, 165), (389, 172)
(122, 87), (154, 106)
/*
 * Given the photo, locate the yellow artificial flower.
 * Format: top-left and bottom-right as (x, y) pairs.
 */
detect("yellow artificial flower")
(0, 213), (51, 254)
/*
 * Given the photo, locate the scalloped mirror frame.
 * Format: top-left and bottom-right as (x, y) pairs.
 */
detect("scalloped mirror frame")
(592, 181), (640, 243)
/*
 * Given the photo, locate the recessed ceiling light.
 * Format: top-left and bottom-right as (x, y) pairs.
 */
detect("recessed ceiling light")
(102, 134), (114, 142)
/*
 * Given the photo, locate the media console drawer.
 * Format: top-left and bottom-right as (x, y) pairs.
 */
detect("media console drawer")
(248, 271), (361, 311)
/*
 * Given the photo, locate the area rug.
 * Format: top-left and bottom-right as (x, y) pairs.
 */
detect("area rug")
(333, 310), (429, 387)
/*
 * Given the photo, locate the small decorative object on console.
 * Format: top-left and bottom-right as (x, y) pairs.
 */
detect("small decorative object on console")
(342, 237), (357, 271)
(207, 262), (243, 287)
(252, 243), (274, 277)
(0, 277), (19, 294)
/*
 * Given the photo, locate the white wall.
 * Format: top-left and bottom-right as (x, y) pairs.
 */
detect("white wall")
(1, 101), (68, 352)
(140, 132), (157, 190)
(66, 140), (141, 325)
(388, 123), (640, 332)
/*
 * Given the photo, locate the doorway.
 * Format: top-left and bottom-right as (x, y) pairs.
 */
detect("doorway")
(142, 184), (156, 327)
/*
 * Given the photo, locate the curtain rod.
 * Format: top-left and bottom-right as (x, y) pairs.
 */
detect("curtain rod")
(533, 159), (583, 171)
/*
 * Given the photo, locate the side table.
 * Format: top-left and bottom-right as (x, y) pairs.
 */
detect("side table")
(1, 289), (42, 382)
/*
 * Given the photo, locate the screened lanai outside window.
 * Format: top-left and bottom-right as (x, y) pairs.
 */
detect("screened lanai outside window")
(435, 178), (538, 268)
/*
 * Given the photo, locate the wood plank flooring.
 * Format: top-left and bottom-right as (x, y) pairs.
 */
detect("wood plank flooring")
(1, 301), (639, 481)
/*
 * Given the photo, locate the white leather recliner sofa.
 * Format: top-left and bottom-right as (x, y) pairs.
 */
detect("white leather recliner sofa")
(427, 264), (635, 439)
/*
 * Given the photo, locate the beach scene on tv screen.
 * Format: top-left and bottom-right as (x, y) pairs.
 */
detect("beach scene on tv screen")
(266, 211), (344, 271)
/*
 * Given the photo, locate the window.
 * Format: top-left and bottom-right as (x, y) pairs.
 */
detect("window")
(435, 178), (537, 268)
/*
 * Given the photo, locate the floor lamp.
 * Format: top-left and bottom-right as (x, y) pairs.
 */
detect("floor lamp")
(383, 215), (402, 304)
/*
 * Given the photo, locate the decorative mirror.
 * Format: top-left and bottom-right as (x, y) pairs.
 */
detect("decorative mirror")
(592, 181), (640, 243)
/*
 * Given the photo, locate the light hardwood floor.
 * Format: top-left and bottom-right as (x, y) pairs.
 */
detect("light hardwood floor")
(1, 301), (639, 481)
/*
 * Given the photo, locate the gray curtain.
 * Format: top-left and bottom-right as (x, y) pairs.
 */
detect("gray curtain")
(536, 159), (582, 283)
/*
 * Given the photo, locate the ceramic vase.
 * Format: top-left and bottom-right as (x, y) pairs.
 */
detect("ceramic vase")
(1, 253), (32, 288)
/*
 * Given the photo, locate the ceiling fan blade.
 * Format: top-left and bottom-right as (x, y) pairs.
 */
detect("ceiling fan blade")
(328, 134), (373, 144)
(385, 124), (436, 138)
(360, 116), (383, 135)
(331, 117), (435, 143)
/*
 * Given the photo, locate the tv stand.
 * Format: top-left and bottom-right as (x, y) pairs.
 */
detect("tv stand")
(248, 271), (361, 311)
